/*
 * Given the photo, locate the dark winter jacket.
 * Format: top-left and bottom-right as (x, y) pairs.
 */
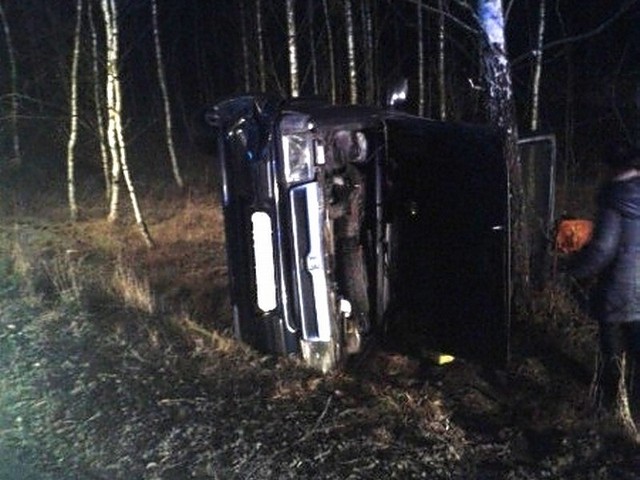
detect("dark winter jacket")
(570, 174), (640, 323)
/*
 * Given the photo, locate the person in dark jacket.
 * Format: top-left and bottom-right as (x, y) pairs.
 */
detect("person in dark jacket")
(569, 142), (640, 418)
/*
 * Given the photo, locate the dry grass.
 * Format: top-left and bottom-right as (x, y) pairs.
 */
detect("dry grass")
(2, 168), (639, 479)
(111, 259), (156, 314)
(9, 228), (34, 288)
(175, 310), (239, 354)
(41, 251), (83, 304)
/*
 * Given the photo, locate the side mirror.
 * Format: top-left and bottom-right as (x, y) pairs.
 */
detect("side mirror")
(385, 78), (408, 108)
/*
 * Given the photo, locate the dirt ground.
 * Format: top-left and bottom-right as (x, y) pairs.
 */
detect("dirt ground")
(1, 165), (640, 479)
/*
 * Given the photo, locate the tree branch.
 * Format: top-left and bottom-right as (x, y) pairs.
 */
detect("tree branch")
(505, 0), (517, 23)
(512, 0), (638, 66)
(399, 0), (479, 36)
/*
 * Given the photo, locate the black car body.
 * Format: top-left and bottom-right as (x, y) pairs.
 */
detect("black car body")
(209, 94), (554, 372)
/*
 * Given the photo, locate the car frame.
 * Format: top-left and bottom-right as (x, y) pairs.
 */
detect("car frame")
(208, 93), (555, 372)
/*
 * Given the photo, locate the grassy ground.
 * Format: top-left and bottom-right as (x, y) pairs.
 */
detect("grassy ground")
(1, 160), (639, 479)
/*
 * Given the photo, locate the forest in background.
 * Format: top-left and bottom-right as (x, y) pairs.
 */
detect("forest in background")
(0, 0), (638, 194)
(1, 1), (640, 478)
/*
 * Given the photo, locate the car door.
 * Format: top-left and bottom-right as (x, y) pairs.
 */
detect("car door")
(384, 124), (557, 367)
(518, 134), (557, 289)
(384, 118), (510, 366)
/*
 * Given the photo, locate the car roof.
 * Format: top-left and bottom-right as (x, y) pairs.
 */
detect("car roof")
(282, 97), (498, 140)
(211, 94), (498, 141)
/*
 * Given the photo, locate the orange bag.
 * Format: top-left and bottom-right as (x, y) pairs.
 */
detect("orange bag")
(555, 219), (594, 254)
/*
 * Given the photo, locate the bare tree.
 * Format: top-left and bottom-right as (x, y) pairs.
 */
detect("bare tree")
(102, 0), (153, 247)
(103, 0), (122, 220)
(362, 0), (375, 104)
(476, 0), (525, 358)
(0, 0), (21, 166)
(322, 0), (337, 103)
(417, 0), (425, 116)
(308, 0), (319, 95)
(635, 84), (640, 146)
(512, 0), (637, 67)
(256, 0), (267, 91)
(529, 0), (546, 131)
(66, 0), (83, 222)
(239, 0), (251, 92)
(344, 0), (358, 104)
(437, 0), (448, 120)
(477, 0), (518, 140)
(286, 0), (300, 97)
(151, 0), (183, 189)
(88, 0), (110, 201)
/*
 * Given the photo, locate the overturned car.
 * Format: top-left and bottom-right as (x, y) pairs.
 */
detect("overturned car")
(208, 94), (555, 372)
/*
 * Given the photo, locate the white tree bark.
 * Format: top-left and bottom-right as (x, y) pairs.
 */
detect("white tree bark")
(322, 0), (337, 103)
(239, 0), (251, 92)
(438, 0), (447, 120)
(477, 0), (517, 139)
(529, 0), (546, 132)
(636, 83), (640, 147)
(308, 0), (319, 95)
(151, 0), (183, 189)
(102, 0), (153, 247)
(477, 0), (525, 346)
(344, 0), (358, 104)
(66, 0), (83, 222)
(0, 0), (21, 166)
(286, 0), (299, 97)
(417, 0), (425, 116)
(103, 0), (121, 220)
(256, 0), (266, 91)
(362, 0), (375, 104)
(614, 354), (639, 439)
(88, 0), (110, 201)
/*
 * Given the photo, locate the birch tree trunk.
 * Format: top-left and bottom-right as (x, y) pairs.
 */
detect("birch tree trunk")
(239, 0), (251, 92)
(529, 0), (546, 131)
(477, 0), (525, 360)
(286, 0), (300, 97)
(151, 0), (183, 189)
(103, 0), (121, 220)
(362, 0), (375, 105)
(344, 0), (358, 105)
(88, 0), (110, 201)
(102, 0), (153, 247)
(308, 0), (319, 95)
(635, 83), (640, 147)
(477, 1), (517, 138)
(256, 0), (266, 91)
(438, 0), (447, 120)
(417, 0), (425, 116)
(322, 0), (337, 103)
(613, 354), (639, 440)
(66, 0), (83, 222)
(0, 0), (21, 166)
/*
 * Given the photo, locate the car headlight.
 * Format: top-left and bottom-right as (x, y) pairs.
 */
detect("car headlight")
(251, 211), (277, 312)
(282, 134), (313, 183)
